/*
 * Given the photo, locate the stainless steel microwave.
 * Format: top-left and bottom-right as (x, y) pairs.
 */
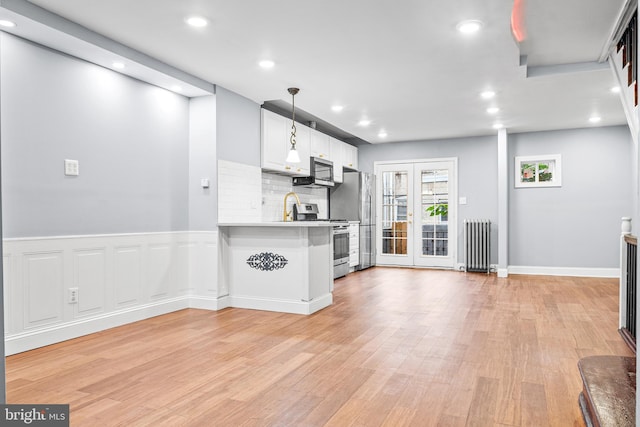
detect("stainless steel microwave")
(292, 157), (335, 187)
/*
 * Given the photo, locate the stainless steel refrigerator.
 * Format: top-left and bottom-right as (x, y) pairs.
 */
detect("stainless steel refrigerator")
(330, 171), (376, 270)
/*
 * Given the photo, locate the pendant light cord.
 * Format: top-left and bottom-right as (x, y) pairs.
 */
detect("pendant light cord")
(289, 88), (298, 148)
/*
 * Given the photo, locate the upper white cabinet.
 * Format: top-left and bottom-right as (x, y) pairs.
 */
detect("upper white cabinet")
(261, 109), (310, 176)
(329, 137), (344, 183)
(310, 130), (330, 159)
(261, 109), (357, 178)
(330, 138), (359, 183)
(262, 109), (287, 171)
(343, 143), (358, 170)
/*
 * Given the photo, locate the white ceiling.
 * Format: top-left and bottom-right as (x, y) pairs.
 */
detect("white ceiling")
(4, 0), (632, 144)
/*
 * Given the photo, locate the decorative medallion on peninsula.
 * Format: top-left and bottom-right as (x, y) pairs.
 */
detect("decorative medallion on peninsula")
(247, 252), (289, 271)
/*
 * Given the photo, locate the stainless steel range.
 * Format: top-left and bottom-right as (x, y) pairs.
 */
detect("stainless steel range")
(292, 203), (349, 279)
(331, 220), (350, 279)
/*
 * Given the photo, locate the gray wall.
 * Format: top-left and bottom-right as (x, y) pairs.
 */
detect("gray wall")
(1, 33), (191, 238)
(188, 96), (217, 229)
(358, 135), (499, 263)
(358, 125), (633, 269)
(508, 125), (632, 268)
(215, 85), (261, 166)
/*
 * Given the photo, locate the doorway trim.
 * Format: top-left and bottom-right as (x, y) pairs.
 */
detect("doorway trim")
(374, 157), (458, 269)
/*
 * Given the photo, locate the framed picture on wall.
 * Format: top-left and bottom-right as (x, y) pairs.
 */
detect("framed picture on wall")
(514, 154), (562, 188)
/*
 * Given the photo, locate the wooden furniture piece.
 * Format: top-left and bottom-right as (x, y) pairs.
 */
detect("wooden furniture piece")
(578, 355), (636, 427)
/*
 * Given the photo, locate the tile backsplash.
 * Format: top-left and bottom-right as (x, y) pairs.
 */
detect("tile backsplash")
(218, 160), (262, 223)
(262, 173), (328, 221)
(217, 160), (328, 223)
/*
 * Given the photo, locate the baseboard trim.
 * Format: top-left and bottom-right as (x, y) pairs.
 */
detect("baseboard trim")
(5, 293), (333, 355)
(508, 266), (619, 278)
(189, 295), (231, 311)
(453, 263), (617, 278)
(230, 293), (332, 315)
(307, 294), (333, 314)
(6, 297), (191, 355)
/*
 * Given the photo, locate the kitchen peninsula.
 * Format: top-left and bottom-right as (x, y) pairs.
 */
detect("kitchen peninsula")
(217, 222), (334, 314)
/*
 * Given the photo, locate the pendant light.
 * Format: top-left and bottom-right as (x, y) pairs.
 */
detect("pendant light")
(285, 87), (301, 163)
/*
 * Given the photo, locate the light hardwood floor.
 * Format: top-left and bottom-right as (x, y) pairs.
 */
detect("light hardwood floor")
(6, 267), (633, 426)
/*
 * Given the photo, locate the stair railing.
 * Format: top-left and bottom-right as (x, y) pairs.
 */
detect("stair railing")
(620, 217), (637, 352)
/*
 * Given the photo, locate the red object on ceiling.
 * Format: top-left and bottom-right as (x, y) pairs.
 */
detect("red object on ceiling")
(511, 0), (527, 43)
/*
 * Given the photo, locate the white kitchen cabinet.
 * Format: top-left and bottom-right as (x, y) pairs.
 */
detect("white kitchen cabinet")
(261, 109), (310, 176)
(348, 222), (360, 268)
(218, 222), (333, 314)
(329, 137), (343, 183)
(343, 143), (358, 170)
(310, 129), (330, 159)
(261, 109), (287, 171)
(265, 110), (357, 180)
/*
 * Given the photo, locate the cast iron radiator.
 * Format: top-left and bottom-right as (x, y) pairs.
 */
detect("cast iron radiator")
(464, 219), (491, 273)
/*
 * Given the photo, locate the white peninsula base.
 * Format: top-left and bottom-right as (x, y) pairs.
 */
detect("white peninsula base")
(218, 222), (334, 315)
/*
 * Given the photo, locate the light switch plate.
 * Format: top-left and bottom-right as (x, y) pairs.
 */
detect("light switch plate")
(64, 159), (79, 176)
(200, 178), (210, 188)
(459, 197), (467, 205)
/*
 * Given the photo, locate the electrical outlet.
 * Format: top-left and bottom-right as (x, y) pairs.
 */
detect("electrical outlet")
(68, 287), (78, 304)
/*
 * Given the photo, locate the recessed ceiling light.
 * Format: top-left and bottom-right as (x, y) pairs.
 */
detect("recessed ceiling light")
(611, 86), (621, 93)
(186, 16), (208, 27)
(112, 62), (125, 69)
(258, 60), (275, 69)
(457, 20), (483, 34)
(492, 123), (504, 130)
(481, 90), (496, 100)
(331, 105), (344, 113)
(0, 20), (16, 28)
(589, 116), (602, 123)
(358, 119), (371, 127)
(378, 131), (388, 138)
(486, 107), (500, 114)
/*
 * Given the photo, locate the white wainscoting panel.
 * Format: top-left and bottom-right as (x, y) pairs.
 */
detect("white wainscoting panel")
(3, 254), (11, 335)
(177, 241), (195, 294)
(3, 231), (220, 355)
(24, 251), (64, 329)
(203, 242), (218, 294)
(187, 232), (221, 310)
(114, 245), (142, 308)
(74, 248), (107, 318)
(148, 243), (173, 300)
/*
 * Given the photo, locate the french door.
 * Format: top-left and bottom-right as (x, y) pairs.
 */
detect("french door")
(376, 160), (456, 268)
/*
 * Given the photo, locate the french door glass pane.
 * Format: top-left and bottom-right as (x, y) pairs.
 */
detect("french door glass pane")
(421, 169), (448, 256)
(381, 171), (408, 255)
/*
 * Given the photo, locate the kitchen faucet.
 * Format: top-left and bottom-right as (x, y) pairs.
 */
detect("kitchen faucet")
(283, 192), (301, 222)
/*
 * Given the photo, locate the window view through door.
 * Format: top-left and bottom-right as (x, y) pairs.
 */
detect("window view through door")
(376, 160), (456, 268)
(420, 169), (448, 257)
(381, 171), (408, 255)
